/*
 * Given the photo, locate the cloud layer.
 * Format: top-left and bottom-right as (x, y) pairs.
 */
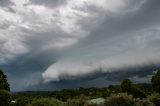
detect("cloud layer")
(0, 0), (160, 90)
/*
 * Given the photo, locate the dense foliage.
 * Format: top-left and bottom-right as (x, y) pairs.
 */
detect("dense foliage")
(148, 93), (160, 106)
(0, 69), (11, 106)
(0, 68), (160, 106)
(121, 79), (146, 98)
(121, 79), (132, 93)
(29, 98), (63, 106)
(0, 69), (10, 91)
(0, 89), (11, 106)
(105, 93), (136, 106)
(151, 69), (160, 93)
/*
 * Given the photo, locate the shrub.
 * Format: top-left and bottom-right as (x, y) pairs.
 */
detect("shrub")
(30, 98), (63, 106)
(85, 103), (104, 106)
(0, 89), (11, 106)
(64, 95), (89, 106)
(135, 99), (154, 106)
(131, 86), (146, 99)
(65, 99), (85, 106)
(105, 93), (136, 106)
(15, 96), (36, 106)
(148, 93), (160, 106)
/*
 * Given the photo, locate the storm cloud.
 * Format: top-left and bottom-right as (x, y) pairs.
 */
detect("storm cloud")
(0, 0), (160, 91)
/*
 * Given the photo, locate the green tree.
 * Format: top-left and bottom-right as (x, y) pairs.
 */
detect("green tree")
(131, 86), (146, 98)
(121, 78), (146, 98)
(0, 90), (11, 106)
(121, 79), (132, 93)
(151, 69), (160, 93)
(65, 95), (89, 106)
(0, 69), (11, 106)
(0, 69), (10, 91)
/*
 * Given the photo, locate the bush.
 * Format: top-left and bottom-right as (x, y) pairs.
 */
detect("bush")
(15, 96), (36, 106)
(148, 93), (160, 106)
(65, 99), (85, 106)
(105, 93), (136, 106)
(85, 103), (104, 106)
(135, 99), (154, 106)
(131, 86), (146, 99)
(64, 95), (89, 106)
(0, 89), (11, 106)
(29, 98), (63, 106)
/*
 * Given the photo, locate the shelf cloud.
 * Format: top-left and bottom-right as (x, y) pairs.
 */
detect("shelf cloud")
(0, 0), (160, 91)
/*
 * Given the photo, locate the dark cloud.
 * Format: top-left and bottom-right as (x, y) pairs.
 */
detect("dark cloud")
(1, 49), (60, 91)
(0, 0), (14, 7)
(28, 64), (159, 91)
(1, 0), (160, 91)
(77, 0), (160, 47)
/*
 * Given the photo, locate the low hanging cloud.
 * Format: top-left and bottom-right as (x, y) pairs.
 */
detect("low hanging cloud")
(42, 31), (160, 82)
(1, 0), (160, 90)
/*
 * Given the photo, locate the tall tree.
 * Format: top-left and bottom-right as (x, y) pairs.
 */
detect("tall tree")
(0, 69), (10, 91)
(121, 78), (132, 93)
(151, 69), (160, 93)
(0, 69), (11, 106)
(121, 78), (146, 98)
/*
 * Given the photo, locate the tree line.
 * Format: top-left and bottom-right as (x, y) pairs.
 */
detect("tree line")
(0, 69), (160, 106)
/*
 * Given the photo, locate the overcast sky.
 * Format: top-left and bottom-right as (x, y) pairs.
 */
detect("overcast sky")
(0, 0), (160, 91)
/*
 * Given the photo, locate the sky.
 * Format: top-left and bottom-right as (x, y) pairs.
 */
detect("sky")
(0, 0), (160, 91)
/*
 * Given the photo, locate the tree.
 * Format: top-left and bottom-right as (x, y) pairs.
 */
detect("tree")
(131, 86), (146, 98)
(0, 69), (10, 91)
(151, 69), (160, 93)
(121, 78), (146, 98)
(0, 90), (11, 106)
(0, 69), (11, 106)
(121, 79), (132, 93)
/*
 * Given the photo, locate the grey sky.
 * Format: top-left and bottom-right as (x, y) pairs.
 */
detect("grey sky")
(0, 0), (160, 91)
